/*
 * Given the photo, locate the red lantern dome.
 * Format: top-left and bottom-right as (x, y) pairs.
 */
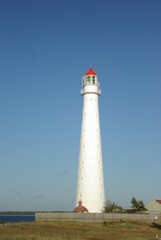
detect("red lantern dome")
(85, 67), (97, 76)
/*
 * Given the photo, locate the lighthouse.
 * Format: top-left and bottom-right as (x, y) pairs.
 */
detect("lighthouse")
(75, 67), (105, 213)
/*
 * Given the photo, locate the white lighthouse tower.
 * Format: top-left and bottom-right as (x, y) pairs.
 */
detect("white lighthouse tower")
(75, 67), (105, 213)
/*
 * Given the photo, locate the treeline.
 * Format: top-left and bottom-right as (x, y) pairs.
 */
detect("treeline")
(0, 211), (35, 216)
(104, 197), (147, 213)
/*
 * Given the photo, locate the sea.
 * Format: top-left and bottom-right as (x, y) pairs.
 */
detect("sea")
(0, 215), (35, 223)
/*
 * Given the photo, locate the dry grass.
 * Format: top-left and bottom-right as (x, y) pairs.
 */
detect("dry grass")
(0, 220), (161, 240)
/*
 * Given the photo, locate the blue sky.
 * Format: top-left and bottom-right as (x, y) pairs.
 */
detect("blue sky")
(0, 0), (161, 211)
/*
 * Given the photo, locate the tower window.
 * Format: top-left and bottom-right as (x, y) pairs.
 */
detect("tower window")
(92, 76), (95, 84)
(86, 76), (91, 85)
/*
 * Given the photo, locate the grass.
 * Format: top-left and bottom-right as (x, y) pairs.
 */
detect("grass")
(0, 220), (161, 240)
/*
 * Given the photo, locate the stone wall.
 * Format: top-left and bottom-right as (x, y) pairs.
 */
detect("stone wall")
(35, 212), (160, 222)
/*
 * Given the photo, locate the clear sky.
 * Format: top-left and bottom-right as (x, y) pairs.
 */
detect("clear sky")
(0, 0), (161, 211)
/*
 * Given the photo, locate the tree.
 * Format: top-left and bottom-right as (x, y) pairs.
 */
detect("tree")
(131, 197), (146, 212)
(104, 200), (124, 213)
(131, 197), (139, 211)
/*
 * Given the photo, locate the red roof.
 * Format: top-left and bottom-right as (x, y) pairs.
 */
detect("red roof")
(85, 67), (97, 76)
(73, 201), (88, 213)
(156, 200), (161, 204)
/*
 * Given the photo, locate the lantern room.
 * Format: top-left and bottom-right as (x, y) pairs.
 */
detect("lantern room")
(81, 67), (101, 96)
(82, 67), (100, 88)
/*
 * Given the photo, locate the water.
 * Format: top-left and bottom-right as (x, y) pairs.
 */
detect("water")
(0, 215), (35, 223)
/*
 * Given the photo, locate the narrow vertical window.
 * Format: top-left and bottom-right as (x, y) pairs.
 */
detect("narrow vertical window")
(92, 76), (95, 84)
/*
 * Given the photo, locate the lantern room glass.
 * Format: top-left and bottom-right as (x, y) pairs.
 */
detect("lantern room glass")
(82, 76), (99, 87)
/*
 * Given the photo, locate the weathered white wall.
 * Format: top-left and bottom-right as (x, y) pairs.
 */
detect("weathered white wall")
(35, 212), (160, 222)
